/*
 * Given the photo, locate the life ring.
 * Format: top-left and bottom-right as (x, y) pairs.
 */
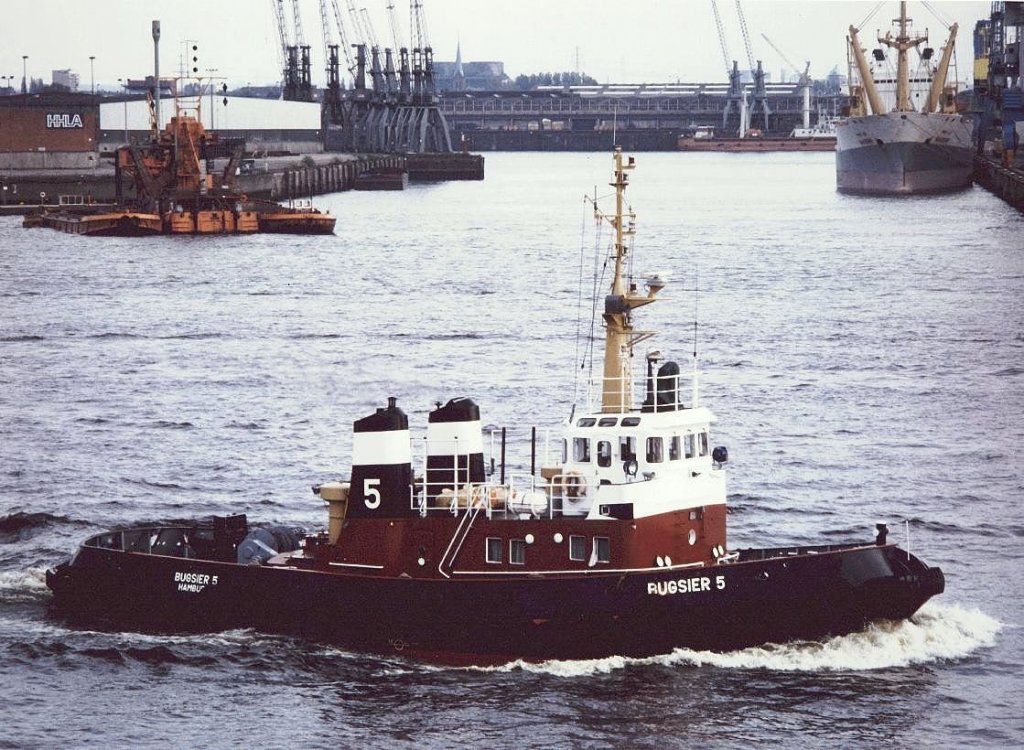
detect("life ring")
(564, 471), (587, 502)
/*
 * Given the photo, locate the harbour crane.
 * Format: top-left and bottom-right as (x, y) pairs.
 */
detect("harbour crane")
(761, 33), (812, 129)
(760, 33), (809, 83)
(272, 0), (314, 101)
(710, 0), (732, 78)
(733, 1), (770, 133)
(734, 0), (756, 73)
(272, 0), (290, 79)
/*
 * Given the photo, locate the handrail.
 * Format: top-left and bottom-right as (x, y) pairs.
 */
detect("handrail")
(437, 502), (482, 579)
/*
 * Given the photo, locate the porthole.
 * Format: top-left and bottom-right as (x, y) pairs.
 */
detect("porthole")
(688, 529), (697, 546)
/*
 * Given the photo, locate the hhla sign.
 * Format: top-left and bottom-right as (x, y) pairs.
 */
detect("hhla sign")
(46, 113), (85, 129)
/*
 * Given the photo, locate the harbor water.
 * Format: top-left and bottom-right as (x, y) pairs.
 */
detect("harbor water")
(1, 152), (1021, 747)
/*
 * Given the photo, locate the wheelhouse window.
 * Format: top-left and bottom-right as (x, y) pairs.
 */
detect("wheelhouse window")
(699, 431), (709, 457)
(594, 537), (611, 564)
(621, 417), (642, 427)
(569, 535), (586, 561)
(619, 436), (636, 461)
(485, 537), (502, 564)
(669, 436), (681, 461)
(684, 434), (696, 459)
(576, 417), (596, 427)
(509, 539), (527, 565)
(646, 436), (664, 463)
(598, 417), (618, 427)
(573, 437), (591, 462)
(597, 440), (612, 467)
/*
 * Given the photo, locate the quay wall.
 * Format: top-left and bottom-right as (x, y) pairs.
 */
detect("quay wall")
(0, 154), (404, 213)
(973, 155), (1024, 212)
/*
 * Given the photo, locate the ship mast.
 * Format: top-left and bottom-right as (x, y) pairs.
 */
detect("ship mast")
(879, 1), (928, 112)
(594, 149), (661, 414)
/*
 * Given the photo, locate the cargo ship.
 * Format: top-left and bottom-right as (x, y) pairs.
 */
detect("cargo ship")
(46, 150), (944, 665)
(24, 85), (335, 236)
(836, 1), (973, 194)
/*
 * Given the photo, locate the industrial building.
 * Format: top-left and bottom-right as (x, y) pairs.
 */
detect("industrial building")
(0, 93), (101, 170)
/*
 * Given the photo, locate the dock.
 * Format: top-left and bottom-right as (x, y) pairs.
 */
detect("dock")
(973, 154), (1024, 212)
(1, 152), (484, 216)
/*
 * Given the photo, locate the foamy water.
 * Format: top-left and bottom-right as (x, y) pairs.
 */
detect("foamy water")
(484, 602), (1003, 677)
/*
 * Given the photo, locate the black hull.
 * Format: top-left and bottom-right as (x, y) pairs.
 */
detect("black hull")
(47, 543), (943, 664)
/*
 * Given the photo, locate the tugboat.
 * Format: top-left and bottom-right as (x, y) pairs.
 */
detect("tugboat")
(46, 150), (944, 664)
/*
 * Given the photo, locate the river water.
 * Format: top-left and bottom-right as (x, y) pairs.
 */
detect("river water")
(1, 152), (1021, 747)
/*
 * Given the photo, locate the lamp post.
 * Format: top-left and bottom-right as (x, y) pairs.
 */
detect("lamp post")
(207, 68), (218, 130)
(117, 78), (128, 144)
(89, 55), (95, 94)
(21, 55), (28, 94)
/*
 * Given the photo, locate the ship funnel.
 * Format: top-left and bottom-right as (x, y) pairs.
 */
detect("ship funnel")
(426, 397), (485, 500)
(348, 397), (414, 518)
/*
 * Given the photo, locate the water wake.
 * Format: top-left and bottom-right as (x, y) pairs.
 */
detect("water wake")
(488, 602), (1002, 677)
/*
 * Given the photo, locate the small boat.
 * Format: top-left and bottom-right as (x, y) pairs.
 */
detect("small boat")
(47, 150), (943, 664)
(836, 1), (973, 194)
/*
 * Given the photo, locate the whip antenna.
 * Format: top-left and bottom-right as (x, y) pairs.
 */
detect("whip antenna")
(692, 267), (700, 407)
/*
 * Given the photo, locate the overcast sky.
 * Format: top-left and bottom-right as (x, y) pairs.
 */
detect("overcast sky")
(1, 1), (991, 91)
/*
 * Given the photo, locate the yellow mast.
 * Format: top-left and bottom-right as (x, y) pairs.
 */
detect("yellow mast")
(595, 149), (662, 413)
(848, 25), (885, 115)
(878, 1), (928, 112)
